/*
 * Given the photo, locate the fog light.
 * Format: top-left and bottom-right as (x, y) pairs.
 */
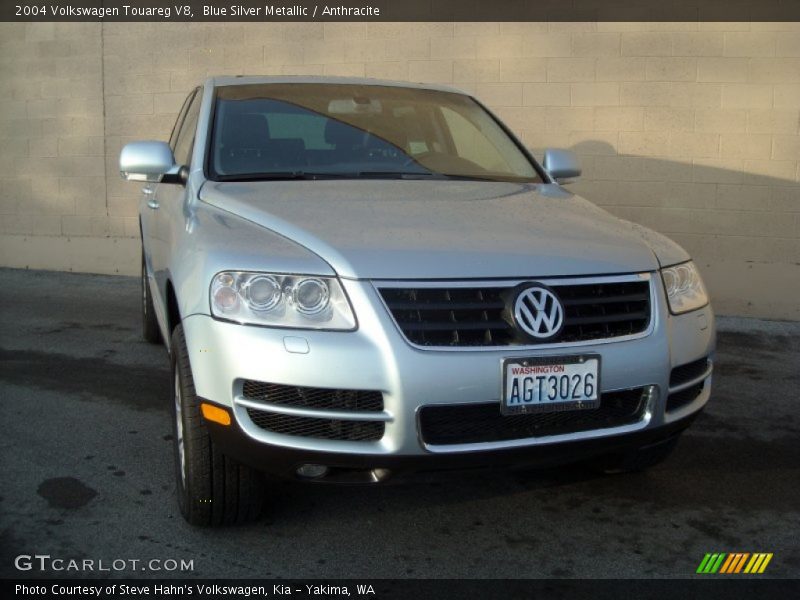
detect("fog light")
(296, 464), (329, 479)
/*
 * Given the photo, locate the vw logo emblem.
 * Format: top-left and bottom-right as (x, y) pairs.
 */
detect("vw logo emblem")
(513, 284), (564, 340)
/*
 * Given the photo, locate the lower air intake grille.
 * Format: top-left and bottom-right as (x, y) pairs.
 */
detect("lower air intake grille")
(666, 383), (704, 413)
(242, 381), (383, 412)
(419, 388), (647, 446)
(246, 410), (384, 441)
(670, 357), (710, 387)
(241, 382), (385, 441)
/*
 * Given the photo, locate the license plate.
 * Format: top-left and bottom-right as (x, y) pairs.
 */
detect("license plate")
(501, 355), (600, 415)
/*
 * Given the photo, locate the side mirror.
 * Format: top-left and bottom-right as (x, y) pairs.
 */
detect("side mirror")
(119, 141), (186, 184)
(543, 149), (581, 183)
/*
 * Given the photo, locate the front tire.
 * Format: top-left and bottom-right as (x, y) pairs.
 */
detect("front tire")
(171, 325), (264, 526)
(141, 251), (162, 344)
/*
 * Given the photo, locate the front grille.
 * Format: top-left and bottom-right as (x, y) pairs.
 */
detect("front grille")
(666, 383), (704, 413)
(379, 280), (650, 347)
(419, 388), (647, 445)
(242, 381), (383, 412)
(670, 357), (710, 387)
(246, 410), (384, 441)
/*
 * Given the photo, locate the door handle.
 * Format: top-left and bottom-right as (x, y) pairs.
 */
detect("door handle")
(142, 186), (159, 209)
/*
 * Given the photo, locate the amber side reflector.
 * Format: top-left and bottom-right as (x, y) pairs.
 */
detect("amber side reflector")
(201, 403), (231, 426)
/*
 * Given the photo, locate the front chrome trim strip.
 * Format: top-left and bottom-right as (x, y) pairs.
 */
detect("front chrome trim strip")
(373, 272), (655, 352)
(234, 396), (393, 422)
(668, 363), (713, 394)
(231, 402), (392, 454)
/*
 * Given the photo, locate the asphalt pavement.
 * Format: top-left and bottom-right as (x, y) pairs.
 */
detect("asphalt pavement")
(1, 268), (798, 579)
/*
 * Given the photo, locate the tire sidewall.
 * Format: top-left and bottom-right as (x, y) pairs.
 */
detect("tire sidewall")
(170, 325), (211, 524)
(141, 250), (162, 344)
(171, 345), (191, 519)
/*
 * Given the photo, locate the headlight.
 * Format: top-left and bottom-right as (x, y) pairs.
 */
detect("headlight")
(292, 278), (330, 315)
(660, 261), (709, 314)
(210, 271), (356, 330)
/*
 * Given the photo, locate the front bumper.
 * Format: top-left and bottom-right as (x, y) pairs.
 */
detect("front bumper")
(205, 408), (700, 482)
(182, 274), (715, 472)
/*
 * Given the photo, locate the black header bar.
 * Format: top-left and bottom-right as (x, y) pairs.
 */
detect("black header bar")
(5, 579), (800, 600)
(4, 1), (800, 22)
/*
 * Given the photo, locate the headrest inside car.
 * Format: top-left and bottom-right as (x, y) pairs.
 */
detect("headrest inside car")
(324, 119), (365, 148)
(223, 113), (271, 149)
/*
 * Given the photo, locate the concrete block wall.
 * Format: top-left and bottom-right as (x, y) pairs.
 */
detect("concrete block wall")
(0, 21), (798, 318)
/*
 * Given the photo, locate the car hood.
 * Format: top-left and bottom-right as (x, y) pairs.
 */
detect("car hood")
(200, 180), (665, 280)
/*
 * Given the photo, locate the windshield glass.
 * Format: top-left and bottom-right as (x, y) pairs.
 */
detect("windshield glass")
(208, 83), (542, 183)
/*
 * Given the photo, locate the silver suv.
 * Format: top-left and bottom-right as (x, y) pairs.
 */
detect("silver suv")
(120, 77), (715, 526)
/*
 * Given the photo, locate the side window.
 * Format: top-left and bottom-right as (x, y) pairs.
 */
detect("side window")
(173, 90), (202, 167)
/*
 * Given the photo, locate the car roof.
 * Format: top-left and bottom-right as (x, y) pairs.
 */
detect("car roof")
(207, 75), (468, 96)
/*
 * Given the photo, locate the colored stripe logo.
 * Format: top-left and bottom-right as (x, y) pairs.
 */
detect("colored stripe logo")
(697, 553), (773, 574)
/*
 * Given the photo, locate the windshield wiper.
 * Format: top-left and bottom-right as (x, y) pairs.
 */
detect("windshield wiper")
(215, 171), (358, 182)
(215, 171), (527, 183)
(355, 171), (447, 180)
(217, 171), (448, 182)
(357, 171), (510, 182)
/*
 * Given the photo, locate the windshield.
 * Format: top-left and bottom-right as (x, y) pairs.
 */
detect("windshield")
(208, 83), (543, 183)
